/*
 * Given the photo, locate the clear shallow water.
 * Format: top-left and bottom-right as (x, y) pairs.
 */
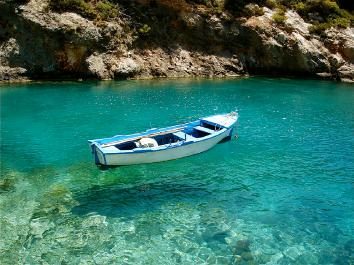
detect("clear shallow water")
(0, 78), (353, 264)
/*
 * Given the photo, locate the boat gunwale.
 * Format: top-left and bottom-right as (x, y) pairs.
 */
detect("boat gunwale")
(89, 121), (197, 146)
(90, 113), (238, 155)
(93, 126), (232, 155)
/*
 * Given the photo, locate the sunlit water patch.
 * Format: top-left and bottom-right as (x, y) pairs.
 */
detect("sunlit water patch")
(1, 78), (353, 264)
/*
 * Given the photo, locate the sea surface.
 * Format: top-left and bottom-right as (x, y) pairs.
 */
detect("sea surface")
(0, 78), (353, 264)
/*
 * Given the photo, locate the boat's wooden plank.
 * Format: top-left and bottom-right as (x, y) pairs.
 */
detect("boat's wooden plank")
(173, 131), (194, 141)
(194, 126), (215, 134)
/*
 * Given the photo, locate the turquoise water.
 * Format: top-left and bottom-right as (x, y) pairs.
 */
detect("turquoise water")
(1, 78), (353, 264)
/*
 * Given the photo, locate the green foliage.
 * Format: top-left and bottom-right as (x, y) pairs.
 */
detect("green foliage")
(265, 0), (278, 9)
(243, 4), (265, 17)
(211, 5), (224, 14)
(264, 0), (353, 35)
(294, 0), (341, 18)
(292, 1), (306, 12)
(49, 0), (119, 20)
(308, 22), (330, 37)
(47, 0), (352, 37)
(309, 17), (350, 36)
(49, 0), (97, 19)
(188, 0), (220, 7)
(272, 8), (286, 24)
(138, 24), (152, 35)
(96, 1), (119, 20)
(292, 0), (353, 35)
(331, 17), (350, 28)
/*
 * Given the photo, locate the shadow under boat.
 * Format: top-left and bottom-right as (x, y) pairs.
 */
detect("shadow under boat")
(71, 180), (212, 218)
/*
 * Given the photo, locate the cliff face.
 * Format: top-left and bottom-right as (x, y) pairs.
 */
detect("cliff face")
(0, 0), (353, 82)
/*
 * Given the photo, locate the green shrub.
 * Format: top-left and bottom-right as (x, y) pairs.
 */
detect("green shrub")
(308, 16), (349, 36)
(295, 0), (350, 20)
(308, 22), (330, 36)
(292, 1), (305, 12)
(243, 4), (264, 17)
(211, 5), (224, 14)
(49, 0), (120, 20)
(49, 0), (97, 19)
(272, 12), (286, 24)
(265, 0), (276, 8)
(269, 0), (354, 36)
(272, 7), (286, 24)
(253, 5), (265, 16)
(331, 17), (350, 28)
(138, 24), (151, 35)
(96, 1), (119, 20)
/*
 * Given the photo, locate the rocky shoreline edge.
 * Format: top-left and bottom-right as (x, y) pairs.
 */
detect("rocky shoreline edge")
(1, 1), (353, 83)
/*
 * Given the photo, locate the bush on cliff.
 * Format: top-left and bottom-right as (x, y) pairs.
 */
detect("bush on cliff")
(49, 0), (119, 20)
(293, 0), (353, 36)
(96, 1), (119, 20)
(47, 0), (352, 36)
(49, 0), (97, 19)
(309, 17), (350, 36)
(272, 6), (286, 24)
(272, 12), (286, 24)
(265, 0), (352, 35)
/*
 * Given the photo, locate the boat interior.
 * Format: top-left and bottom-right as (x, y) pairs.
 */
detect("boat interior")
(113, 120), (222, 151)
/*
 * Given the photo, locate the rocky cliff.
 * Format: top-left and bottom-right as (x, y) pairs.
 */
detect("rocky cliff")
(0, 0), (353, 82)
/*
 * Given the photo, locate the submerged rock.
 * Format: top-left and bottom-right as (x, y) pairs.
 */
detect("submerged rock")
(29, 217), (55, 238)
(34, 184), (78, 217)
(229, 239), (255, 264)
(0, 177), (16, 193)
(283, 245), (305, 261)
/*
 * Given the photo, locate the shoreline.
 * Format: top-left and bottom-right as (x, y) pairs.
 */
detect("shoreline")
(2, 73), (354, 85)
(1, 2), (353, 86)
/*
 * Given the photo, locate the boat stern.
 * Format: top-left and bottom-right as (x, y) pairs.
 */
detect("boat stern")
(89, 141), (106, 165)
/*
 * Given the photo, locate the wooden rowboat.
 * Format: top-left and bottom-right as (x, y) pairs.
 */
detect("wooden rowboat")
(88, 112), (238, 166)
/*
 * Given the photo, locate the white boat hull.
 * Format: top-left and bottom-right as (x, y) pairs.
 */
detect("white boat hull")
(96, 128), (232, 166)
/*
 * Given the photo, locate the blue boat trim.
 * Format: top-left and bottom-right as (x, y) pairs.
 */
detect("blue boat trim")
(91, 122), (196, 145)
(97, 128), (230, 155)
(88, 112), (239, 165)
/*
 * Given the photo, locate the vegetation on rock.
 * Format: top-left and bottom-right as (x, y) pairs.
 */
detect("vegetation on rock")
(272, 7), (286, 25)
(48, 0), (119, 20)
(290, 0), (353, 35)
(1, 0), (353, 81)
(47, 0), (353, 36)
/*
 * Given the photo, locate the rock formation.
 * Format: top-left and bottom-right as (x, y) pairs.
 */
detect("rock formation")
(0, 0), (353, 82)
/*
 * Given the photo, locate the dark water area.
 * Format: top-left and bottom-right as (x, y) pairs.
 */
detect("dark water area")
(1, 78), (353, 264)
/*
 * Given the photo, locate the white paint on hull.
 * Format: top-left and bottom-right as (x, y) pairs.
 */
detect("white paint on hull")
(100, 128), (231, 166)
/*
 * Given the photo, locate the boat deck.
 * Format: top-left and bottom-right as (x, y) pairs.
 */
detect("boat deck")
(173, 131), (195, 141)
(194, 126), (215, 134)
